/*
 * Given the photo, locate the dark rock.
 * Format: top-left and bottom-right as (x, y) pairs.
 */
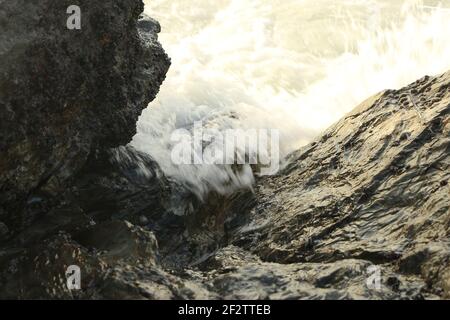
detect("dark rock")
(74, 219), (158, 265)
(0, 222), (8, 240)
(10, 204), (92, 247)
(0, 0), (449, 301)
(0, 0), (170, 236)
(0, 0), (172, 299)
(0, 233), (107, 299)
(69, 145), (170, 223)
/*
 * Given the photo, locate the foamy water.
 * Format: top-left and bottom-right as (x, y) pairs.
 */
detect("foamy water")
(133, 0), (450, 197)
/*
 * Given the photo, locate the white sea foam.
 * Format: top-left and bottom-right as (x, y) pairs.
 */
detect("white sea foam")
(133, 0), (450, 196)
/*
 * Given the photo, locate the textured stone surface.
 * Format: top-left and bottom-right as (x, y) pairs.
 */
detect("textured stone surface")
(139, 71), (449, 300)
(221, 71), (450, 299)
(0, 0), (171, 299)
(0, 0), (449, 300)
(0, 0), (170, 235)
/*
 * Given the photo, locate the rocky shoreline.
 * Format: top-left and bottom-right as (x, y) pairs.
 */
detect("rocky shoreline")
(0, 1), (449, 299)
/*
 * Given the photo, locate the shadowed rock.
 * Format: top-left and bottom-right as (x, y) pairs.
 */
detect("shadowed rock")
(0, 0), (170, 236)
(0, 0), (448, 300)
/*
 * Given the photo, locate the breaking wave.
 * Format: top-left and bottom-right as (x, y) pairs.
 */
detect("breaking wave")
(133, 0), (450, 196)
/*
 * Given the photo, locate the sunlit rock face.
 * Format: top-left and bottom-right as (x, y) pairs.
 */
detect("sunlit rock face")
(220, 71), (450, 299)
(0, 0), (170, 235)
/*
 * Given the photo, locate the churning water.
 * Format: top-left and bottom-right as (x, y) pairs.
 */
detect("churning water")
(133, 0), (450, 197)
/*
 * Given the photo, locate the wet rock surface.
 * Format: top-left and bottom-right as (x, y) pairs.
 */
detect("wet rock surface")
(0, 0), (170, 236)
(1, 70), (447, 300)
(222, 72), (450, 299)
(0, 1), (449, 300)
(0, 0), (171, 299)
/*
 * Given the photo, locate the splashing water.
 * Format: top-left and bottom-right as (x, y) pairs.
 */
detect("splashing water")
(133, 0), (450, 197)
